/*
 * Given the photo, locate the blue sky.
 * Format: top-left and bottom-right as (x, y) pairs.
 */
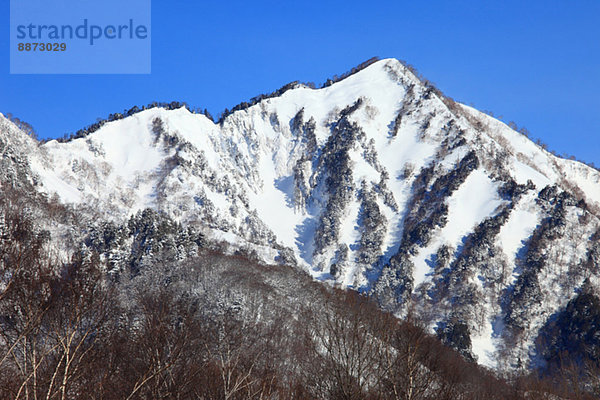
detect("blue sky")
(1, 0), (599, 166)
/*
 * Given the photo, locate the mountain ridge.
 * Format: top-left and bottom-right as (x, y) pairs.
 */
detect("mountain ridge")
(1, 58), (599, 370)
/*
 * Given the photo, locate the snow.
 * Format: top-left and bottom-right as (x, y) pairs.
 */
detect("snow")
(94, 115), (165, 176)
(558, 159), (600, 206)
(471, 318), (500, 368)
(338, 199), (361, 252)
(412, 169), (506, 288)
(509, 158), (552, 188)
(249, 155), (304, 249)
(34, 109), (173, 215)
(497, 194), (540, 264)
(337, 198), (362, 286)
(30, 158), (83, 203)
(459, 103), (600, 205)
(295, 215), (318, 265)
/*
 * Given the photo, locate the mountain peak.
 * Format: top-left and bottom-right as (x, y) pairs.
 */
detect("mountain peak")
(5, 59), (600, 370)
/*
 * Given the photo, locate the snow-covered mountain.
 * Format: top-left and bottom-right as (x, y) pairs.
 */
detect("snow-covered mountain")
(2, 58), (600, 370)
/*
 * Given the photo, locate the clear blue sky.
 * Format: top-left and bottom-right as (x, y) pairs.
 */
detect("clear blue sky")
(1, 0), (599, 166)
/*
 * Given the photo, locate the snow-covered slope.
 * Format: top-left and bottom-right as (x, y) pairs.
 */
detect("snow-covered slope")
(3, 58), (600, 370)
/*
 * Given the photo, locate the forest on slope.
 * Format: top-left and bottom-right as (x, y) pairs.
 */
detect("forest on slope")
(0, 183), (599, 400)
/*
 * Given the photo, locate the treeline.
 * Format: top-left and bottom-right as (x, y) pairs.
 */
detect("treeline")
(216, 81), (303, 124)
(5, 57), (599, 172)
(3, 112), (37, 139)
(54, 101), (214, 143)
(482, 110), (598, 170)
(321, 56), (380, 88)
(396, 60), (599, 172)
(53, 57), (384, 135)
(10, 57), (381, 144)
(217, 56), (380, 123)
